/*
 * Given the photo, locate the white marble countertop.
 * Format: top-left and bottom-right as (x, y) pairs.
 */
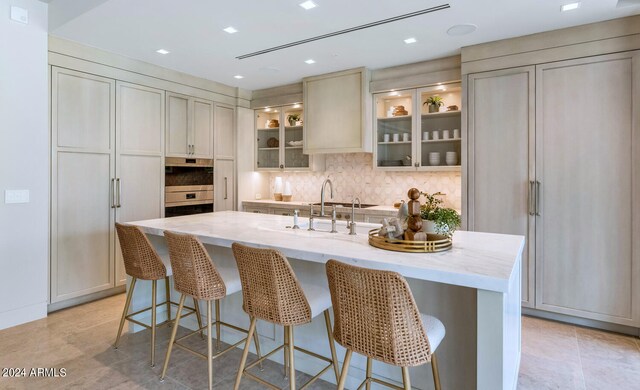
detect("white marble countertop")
(242, 199), (398, 214)
(130, 211), (524, 293)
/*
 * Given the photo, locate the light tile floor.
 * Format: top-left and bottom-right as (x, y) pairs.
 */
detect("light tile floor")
(0, 294), (638, 389)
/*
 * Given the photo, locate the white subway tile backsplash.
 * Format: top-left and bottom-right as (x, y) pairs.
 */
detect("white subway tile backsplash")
(269, 153), (461, 210)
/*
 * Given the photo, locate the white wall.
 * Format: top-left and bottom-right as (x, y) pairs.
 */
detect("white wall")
(0, 0), (48, 329)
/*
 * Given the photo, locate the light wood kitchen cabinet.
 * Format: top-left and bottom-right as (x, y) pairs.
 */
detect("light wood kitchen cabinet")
(166, 92), (213, 158)
(214, 103), (235, 160)
(51, 67), (116, 303)
(255, 103), (323, 171)
(534, 52), (639, 327)
(214, 159), (235, 211)
(244, 206), (270, 214)
(114, 81), (165, 286)
(466, 52), (640, 326)
(51, 68), (165, 303)
(303, 68), (372, 154)
(373, 83), (462, 171)
(467, 66), (536, 307)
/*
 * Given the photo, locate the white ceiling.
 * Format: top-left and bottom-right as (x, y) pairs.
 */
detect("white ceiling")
(48, 0), (640, 90)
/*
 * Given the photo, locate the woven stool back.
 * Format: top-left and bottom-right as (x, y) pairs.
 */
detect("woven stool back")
(115, 223), (167, 281)
(164, 231), (226, 301)
(231, 243), (311, 326)
(326, 259), (432, 367)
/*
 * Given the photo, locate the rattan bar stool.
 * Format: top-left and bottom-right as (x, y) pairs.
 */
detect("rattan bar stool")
(231, 242), (340, 390)
(160, 231), (262, 390)
(114, 223), (201, 367)
(326, 260), (445, 390)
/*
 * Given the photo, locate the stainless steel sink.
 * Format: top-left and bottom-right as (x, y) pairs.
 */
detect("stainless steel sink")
(312, 201), (377, 209)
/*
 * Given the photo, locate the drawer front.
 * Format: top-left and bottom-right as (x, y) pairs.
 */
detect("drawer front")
(165, 190), (213, 204)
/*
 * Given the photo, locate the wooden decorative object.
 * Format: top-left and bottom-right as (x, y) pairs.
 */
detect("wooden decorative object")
(267, 137), (279, 147)
(404, 188), (423, 241)
(268, 119), (279, 128)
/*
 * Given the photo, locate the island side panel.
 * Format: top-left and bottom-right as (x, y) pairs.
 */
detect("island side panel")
(477, 253), (522, 390)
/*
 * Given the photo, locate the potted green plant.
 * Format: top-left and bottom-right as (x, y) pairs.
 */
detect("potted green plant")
(287, 113), (301, 126)
(424, 96), (444, 113)
(419, 191), (461, 237)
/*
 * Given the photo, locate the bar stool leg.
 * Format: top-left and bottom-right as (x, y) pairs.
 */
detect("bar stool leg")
(207, 300), (213, 390)
(365, 357), (372, 390)
(283, 326), (289, 377)
(193, 298), (204, 339)
(234, 317), (257, 390)
(151, 279), (157, 367)
(287, 325), (296, 390)
(164, 277), (171, 323)
(431, 353), (441, 390)
(215, 299), (221, 350)
(401, 366), (411, 390)
(323, 310), (340, 382)
(114, 277), (137, 349)
(337, 349), (352, 390)
(253, 323), (263, 371)
(161, 294), (186, 381)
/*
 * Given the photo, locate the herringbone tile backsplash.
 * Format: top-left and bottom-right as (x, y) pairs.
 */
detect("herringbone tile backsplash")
(269, 153), (461, 210)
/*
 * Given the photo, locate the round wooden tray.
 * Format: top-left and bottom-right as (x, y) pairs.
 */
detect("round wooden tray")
(368, 228), (452, 253)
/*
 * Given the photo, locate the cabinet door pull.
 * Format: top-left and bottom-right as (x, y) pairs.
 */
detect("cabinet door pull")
(528, 181), (535, 216)
(224, 177), (228, 200)
(414, 162), (419, 168)
(111, 178), (116, 208)
(535, 181), (541, 216)
(116, 178), (122, 208)
(280, 164), (284, 169)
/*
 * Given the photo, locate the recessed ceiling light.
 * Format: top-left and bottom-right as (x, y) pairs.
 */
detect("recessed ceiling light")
(404, 37), (417, 44)
(299, 1), (317, 10)
(389, 91), (399, 96)
(234, 75), (244, 79)
(293, 103), (301, 108)
(305, 59), (316, 64)
(156, 49), (170, 55)
(223, 26), (238, 34)
(446, 24), (477, 36)
(561, 2), (581, 11)
(265, 107), (271, 112)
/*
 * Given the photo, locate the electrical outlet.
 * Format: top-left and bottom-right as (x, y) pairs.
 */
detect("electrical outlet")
(5, 190), (30, 204)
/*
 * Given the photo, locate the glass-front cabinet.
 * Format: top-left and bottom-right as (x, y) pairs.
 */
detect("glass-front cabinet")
(374, 82), (462, 171)
(255, 104), (310, 171)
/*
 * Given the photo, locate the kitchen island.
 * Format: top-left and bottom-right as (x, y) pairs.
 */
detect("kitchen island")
(129, 211), (524, 390)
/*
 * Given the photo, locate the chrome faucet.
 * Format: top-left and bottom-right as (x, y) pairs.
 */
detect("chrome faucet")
(330, 205), (338, 233)
(320, 178), (334, 217)
(349, 197), (361, 235)
(308, 203), (315, 231)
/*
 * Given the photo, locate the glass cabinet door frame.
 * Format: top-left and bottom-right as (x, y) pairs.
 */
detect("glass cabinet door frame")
(416, 83), (462, 172)
(255, 104), (311, 172)
(372, 88), (419, 171)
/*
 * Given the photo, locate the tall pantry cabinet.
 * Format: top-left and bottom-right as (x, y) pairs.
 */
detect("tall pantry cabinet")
(466, 52), (640, 327)
(51, 67), (165, 303)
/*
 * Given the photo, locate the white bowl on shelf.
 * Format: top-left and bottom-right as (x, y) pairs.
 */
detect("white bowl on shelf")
(446, 152), (458, 166)
(428, 152), (441, 166)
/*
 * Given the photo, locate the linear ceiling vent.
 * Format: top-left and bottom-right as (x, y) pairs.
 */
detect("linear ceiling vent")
(617, 0), (640, 6)
(236, 4), (450, 59)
